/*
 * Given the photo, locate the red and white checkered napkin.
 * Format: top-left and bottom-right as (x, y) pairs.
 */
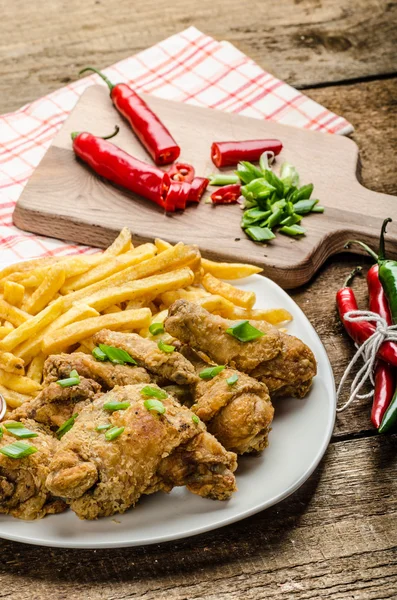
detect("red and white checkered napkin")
(0, 26), (353, 265)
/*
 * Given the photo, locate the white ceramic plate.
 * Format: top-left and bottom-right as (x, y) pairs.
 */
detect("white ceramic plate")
(0, 273), (335, 548)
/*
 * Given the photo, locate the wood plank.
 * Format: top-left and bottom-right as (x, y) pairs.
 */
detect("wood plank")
(1, 435), (395, 599)
(0, 0), (396, 113)
(12, 84), (397, 289)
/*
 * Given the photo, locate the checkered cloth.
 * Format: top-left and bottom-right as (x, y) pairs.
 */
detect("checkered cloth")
(0, 26), (353, 265)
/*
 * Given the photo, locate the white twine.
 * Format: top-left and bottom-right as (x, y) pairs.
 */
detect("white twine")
(336, 310), (397, 412)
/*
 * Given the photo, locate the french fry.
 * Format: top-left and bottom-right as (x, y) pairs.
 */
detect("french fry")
(202, 273), (256, 309)
(201, 258), (262, 280)
(23, 264), (66, 315)
(79, 337), (96, 352)
(11, 254), (103, 288)
(0, 256), (63, 283)
(125, 299), (149, 310)
(0, 351), (25, 375)
(83, 268), (195, 312)
(0, 298), (64, 352)
(0, 384), (33, 409)
(102, 305), (123, 314)
(196, 295), (236, 317)
(14, 303), (100, 363)
(3, 281), (25, 307)
(42, 308), (151, 354)
(139, 309), (169, 338)
(74, 344), (92, 354)
(0, 297), (31, 327)
(0, 325), (14, 339)
(104, 227), (132, 256)
(26, 353), (46, 383)
(228, 306), (293, 325)
(155, 238), (173, 252)
(61, 243), (156, 293)
(3, 321), (15, 330)
(160, 288), (209, 307)
(0, 368), (42, 395)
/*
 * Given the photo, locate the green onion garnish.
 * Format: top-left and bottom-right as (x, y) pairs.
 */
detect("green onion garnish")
(199, 365), (225, 380)
(226, 374), (239, 386)
(98, 344), (137, 366)
(311, 205), (325, 213)
(105, 426), (125, 441)
(144, 399), (166, 414)
(96, 423), (112, 432)
(0, 427), (2, 439)
(209, 174), (239, 186)
(140, 386), (168, 400)
(0, 441), (38, 459)
(158, 340), (175, 353)
(149, 322), (165, 336)
(92, 347), (107, 361)
(280, 224), (306, 236)
(226, 320), (265, 342)
(245, 226), (275, 242)
(103, 400), (130, 411)
(192, 414), (200, 424)
(56, 413), (78, 439)
(4, 422), (39, 439)
(293, 199), (318, 215)
(56, 369), (80, 388)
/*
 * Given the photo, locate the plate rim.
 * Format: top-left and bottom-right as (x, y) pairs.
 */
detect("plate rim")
(0, 272), (336, 548)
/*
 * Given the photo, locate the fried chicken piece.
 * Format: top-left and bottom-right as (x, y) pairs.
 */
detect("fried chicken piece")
(165, 300), (316, 399)
(93, 330), (198, 385)
(46, 384), (237, 519)
(181, 348), (274, 454)
(165, 299), (282, 372)
(0, 419), (67, 520)
(43, 352), (151, 390)
(11, 378), (101, 429)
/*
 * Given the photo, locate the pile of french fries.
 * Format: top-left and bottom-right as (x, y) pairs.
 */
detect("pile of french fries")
(0, 229), (292, 412)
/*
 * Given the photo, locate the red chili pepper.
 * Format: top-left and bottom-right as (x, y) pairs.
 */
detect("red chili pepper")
(336, 267), (397, 368)
(188, 177), (209, 203)
(167, 162), (195, 183)
(211, 140), (283, 168)
(209, 184), (241, 205)
(163, 181), (191, 211)
(367, 264), (395, 427)
(71, 128), (170, 209)
(80, 67), (180, 166)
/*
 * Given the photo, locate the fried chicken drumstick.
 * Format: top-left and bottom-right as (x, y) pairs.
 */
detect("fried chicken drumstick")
(0, 419), (67, 520)
(165, 300), (316, 398)
(46, 384), (237, 519)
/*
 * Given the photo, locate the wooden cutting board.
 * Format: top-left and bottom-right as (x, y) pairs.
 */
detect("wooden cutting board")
(14, 85), (397, 289)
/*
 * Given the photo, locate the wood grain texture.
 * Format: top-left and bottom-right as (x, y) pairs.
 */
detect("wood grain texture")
(1, 435), (396, 599)
(13, 85), (397, 289)
(0, 0), (396, 113)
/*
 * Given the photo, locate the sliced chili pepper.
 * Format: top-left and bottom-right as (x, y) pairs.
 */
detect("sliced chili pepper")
(379, 386), (397, 433)
(80, 67), (180, 166)
(336, 268), (397, 368)
(211, 140), (283, 168)
(162, 181), (191, 212)
(188, 177), (209, 203)
(167, 162), (195, 183)
(208, 184), (241, 205)
(71, 129), (170, 209)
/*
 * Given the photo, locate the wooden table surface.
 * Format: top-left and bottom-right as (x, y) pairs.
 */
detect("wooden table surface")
(1, 1), (396, 598)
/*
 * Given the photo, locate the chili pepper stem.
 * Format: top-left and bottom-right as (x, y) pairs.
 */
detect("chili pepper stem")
(345, 240), (379, 261)
(71, 125), (119, 141)
(379, 217), (393, 261)
(343, 266), (362, 288)
(79, 66), (115, 91)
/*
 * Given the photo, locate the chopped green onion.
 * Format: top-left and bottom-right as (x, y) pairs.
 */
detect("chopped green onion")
(226, 373), (239, 386)
(259, 151), (275, 172)
(0, 441), (38, 459)
(311, 205), (325, 213)
(149, 322), (165, 336)
(241, 208), (271, 228)
(280, 214), (302, 227)
(144, 399), (166, 414)
(98, 344), (137, 366)
(0, 427), (2, 439)
(96, 423), (112, 432)
(280, 162), (300, 189)
(158, 340), (175, 353)
(105, 426), (125, 441)
(266, 208), (284, 229)
(56, 371), (81, 388)
(140, 386), (168, 400)
(236, 162), (264, 184)
(56, 413), (78, 439)
(192, 414), (200, 424)
(69, 370), (79, 378)
(199, 365), (225, 380)
(4, 422), (39, 439)
(226, 320), (265, 342)
(92, 346), (107, 361)
(245, 226), (275, 242)
(103, 400), (130, 411)
(262, 169), (284, 197)
(280, 224), (306, 236)
(293, 199), (319, 215)
(209, 174), (239, 186)
(290, 183), (313, 202)
(242, 178), (275, 199)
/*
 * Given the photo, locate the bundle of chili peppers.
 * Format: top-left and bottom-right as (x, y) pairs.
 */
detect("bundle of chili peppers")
(337, 218), (397, 433)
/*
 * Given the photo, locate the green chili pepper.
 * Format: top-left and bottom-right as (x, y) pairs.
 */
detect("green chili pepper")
(378, 386), (397, 433)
